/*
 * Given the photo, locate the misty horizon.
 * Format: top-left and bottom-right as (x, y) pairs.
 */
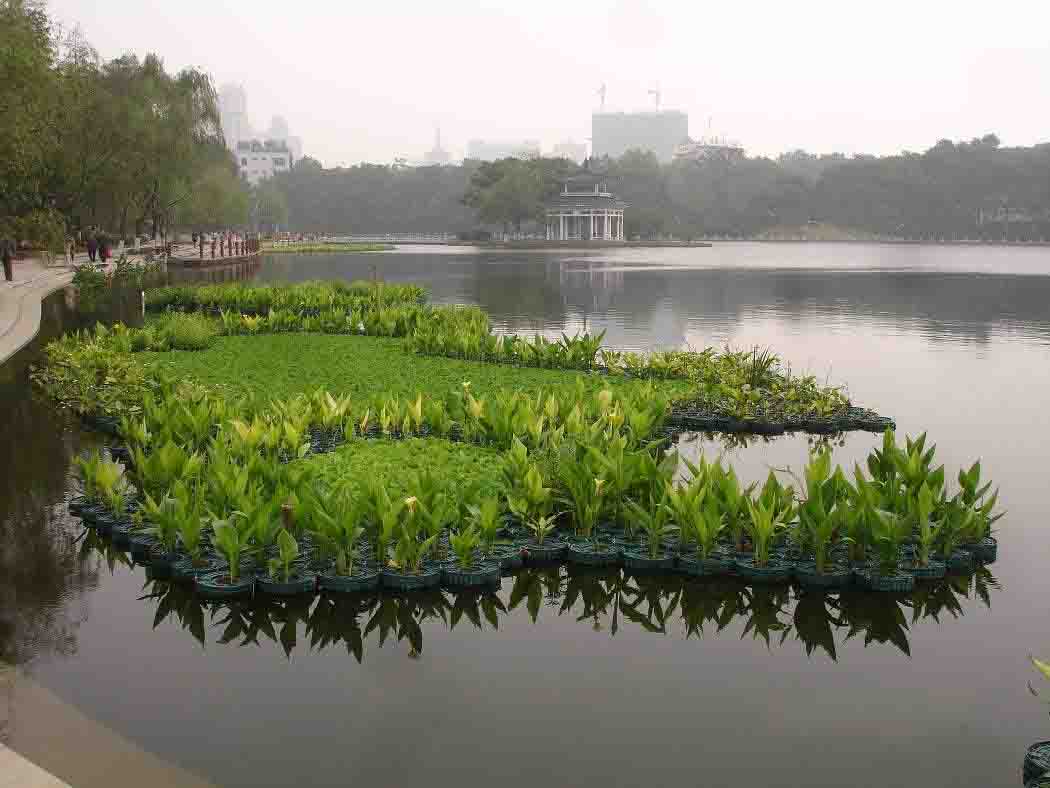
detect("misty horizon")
(46, 0), (1050, 167)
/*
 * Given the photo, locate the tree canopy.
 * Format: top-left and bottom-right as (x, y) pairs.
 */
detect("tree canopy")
(0, 0), (248, 245)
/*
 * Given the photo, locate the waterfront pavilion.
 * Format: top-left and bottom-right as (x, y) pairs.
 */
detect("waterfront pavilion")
(545, 173), (627, 241)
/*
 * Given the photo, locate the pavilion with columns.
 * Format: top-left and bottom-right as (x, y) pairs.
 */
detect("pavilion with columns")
(545, 173), (627, 241)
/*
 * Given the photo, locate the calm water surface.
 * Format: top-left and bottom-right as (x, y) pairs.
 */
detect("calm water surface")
(4, 243), (1050, 787)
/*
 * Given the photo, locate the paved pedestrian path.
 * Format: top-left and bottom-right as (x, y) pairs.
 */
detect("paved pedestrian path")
(0, 259), (75, 365)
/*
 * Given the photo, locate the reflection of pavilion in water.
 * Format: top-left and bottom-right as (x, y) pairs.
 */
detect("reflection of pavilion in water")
(558, 261), (625, 316)
(131, 562), (998, 664)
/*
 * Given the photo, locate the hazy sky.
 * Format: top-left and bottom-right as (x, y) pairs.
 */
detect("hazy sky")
(49, 0), (1050, 167)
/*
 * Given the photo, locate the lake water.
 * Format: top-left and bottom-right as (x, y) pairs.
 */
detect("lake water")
(3, 243), (1049, 787)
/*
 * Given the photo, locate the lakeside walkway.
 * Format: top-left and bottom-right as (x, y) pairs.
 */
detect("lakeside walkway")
(0, 259), (75, 365)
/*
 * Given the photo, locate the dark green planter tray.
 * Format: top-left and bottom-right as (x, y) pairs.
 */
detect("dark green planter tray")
(442, 562), (500, 588)
(147, 551), (179, 577)
(965, 537), (997, 564)
(906, 559), (947, 581)
(319, 569), (380, 594)
(861, 570), (916, 593)
(946, 549), (974, 573)
(794, 561), (853, 589)
(381, 567), (442, 592)
(734, 557), (792, 583)
(1025, 740), (1050, 783)
(623, 550), (676, 572)
(172, 555), (226, 582)
(257, 573), (317, 596)
(491, 547), (524, 572)
(77, 503), (105, 524)
(676, 555), (706, 577)
(129, 534), (157, 563)
(68, 495), (89, 515)
(566, 542), (621, 567)
(196, 572), (255, 599)
(522, 541), (566, 563)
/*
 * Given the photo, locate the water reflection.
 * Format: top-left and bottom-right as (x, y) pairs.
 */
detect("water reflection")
(254, 248), (1050, 351)
(0, 294), (103, 670)
(132, 562), (999, 663)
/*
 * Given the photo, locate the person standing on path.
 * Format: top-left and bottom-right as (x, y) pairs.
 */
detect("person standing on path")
(86, 235), (98, 262)
(1, 236), (14, 282)
(66, 237), (75, 265)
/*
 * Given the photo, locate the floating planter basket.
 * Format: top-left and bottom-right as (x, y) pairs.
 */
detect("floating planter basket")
(947, 549), (974, 574)
(147, 550), (179, 577)
(622, 549), (676, 572)
(566, 541), (621, 567)
(906, 559), (947, 582)
(862, 570), (916, 593)
(794, 561), (853, 589)
(129, 533), (157, 564)
(442, 562), (500, 589)
(381, 567), (442, 592)
(109, 520), (132, 549)
(257, 572), (317, 596)
(522, 540), (566, 564)
(108, 445), (132, 465)
(676, 555), (706, 577)
(966, 537), (998, 564)
(172, 555), (225, 582)
(1024, 741), (1050, 783)
(319, 568), (380, 594)
(491, 546), (524, 572)
(196, 571), (255, 599)
(735, 556), (793, 583)
(78, 502), (105, 524)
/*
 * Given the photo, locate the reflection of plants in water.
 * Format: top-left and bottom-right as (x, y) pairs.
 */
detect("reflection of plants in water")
(508, 566), (563, 623)
(561, 568), (621, 633)
(838, 591), (912, 657)
(133, 563), (1000, 663)
(906, 565), (998, 625)
(620, 573), (682, 635)
(450, 589), (506, 632)
(793, 590), (843, 661)
(742, 585), (792, 648)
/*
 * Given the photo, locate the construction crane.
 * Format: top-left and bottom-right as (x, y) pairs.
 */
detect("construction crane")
(597, 83), (606, 111)
(648, 88), (660, 112)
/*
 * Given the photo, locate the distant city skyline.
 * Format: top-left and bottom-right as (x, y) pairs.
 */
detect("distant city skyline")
(47, 0), (1050, 168)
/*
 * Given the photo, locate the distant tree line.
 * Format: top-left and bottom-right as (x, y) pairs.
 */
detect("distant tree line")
(275, 134), (1050, 241)
(0, 0), (253, 250)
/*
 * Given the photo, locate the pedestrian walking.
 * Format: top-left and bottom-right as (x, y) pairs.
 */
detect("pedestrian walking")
(1, 236), (14, 282)
(66, 237), (75, 265)
(199, 233), (205, 260)
(86, 235), (98, 262)
(210, 236), (216, 259)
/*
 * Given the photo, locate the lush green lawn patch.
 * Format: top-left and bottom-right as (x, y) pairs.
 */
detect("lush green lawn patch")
(141, 333), (693, 403)
(305, 437), (504, 500)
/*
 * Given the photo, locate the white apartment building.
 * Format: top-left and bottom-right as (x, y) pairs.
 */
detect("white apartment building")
(236, 140), (294, 185)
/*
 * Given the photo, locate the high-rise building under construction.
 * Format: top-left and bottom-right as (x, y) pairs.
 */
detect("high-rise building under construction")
(591, 110), (688, 163)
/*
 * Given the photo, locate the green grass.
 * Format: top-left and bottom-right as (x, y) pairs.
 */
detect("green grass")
(141, 333), (692, 403)
(305, 437), (504, 500)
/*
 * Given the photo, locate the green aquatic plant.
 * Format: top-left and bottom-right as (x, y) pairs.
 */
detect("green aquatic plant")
(268, 529), (300, 582)
(525, 513), (560, 546)
(871, 510), (911, 576)
(744, 499), (784, 568)
(211, 513), (255, 582)
(449, 525), (482, 570)
(625, 495), (678, 559)
(467, 496), (503, 557)
(313, 486), (367, 575)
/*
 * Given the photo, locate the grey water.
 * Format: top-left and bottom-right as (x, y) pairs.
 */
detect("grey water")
(4, 242), (1050, 787)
